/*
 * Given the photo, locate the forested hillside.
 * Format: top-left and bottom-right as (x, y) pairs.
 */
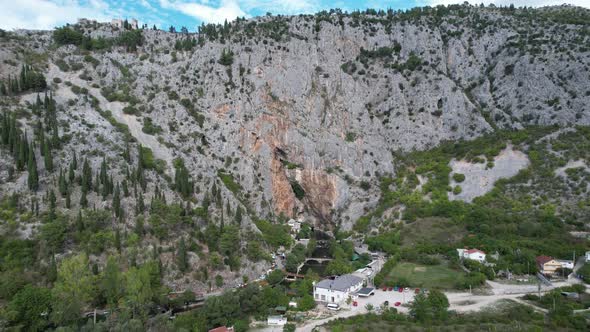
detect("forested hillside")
(0, 3), (589, 331)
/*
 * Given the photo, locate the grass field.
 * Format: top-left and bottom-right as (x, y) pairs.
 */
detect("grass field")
(386, 261), (466, 289)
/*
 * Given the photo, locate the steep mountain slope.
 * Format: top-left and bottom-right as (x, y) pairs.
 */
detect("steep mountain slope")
(0, 4), (589, 298)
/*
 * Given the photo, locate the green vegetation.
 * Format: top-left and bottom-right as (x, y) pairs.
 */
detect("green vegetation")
(253, 219), (292, 249)
(355, 127), (589, 279)
(290, 180), (305, 200)
(452, 173), (465, 183)
(217, 170), (241, 194)
(0, 65), (46, 96)
(218, 48), (234, 66)
(579, 263), (590, 284)
(325, 300), (576, 331)
(386, 261), (466, 289)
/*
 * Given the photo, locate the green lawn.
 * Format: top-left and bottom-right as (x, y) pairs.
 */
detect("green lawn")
(386, 261), (466, 289)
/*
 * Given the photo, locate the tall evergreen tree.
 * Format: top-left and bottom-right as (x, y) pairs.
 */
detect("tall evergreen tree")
(27, 143), (39, 191)
(58, 168), (67, 196)
(81, 158), (92, 192)
(177, 237), (188, 272)
(48, 190), (56, 220)
(113, 183), (121, 218)
(43, 140), (53, 172)
(234, 206), (243, 225)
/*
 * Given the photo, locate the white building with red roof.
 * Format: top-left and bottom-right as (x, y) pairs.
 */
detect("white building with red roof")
(457, 248), (486, 263)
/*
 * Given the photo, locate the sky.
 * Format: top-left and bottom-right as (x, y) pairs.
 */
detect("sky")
(0, 0), (589, 31)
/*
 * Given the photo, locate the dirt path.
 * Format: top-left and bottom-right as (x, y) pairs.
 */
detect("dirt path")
(46, 64), (174, 168)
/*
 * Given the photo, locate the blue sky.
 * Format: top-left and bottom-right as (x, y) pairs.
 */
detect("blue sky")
(1, 0), (589, 31)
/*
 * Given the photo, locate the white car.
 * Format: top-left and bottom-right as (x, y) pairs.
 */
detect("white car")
(326, 303), (340, 311)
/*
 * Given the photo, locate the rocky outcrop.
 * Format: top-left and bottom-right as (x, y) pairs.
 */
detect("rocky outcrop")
(1, 4), (590, 230)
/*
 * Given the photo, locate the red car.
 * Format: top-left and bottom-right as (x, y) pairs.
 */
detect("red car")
(398, 288), (403, 293)
(388, 287), (393, 291)
(382, 286), (387, 291)
(415, 288), (420, 294)
(394, 302), (401, 307)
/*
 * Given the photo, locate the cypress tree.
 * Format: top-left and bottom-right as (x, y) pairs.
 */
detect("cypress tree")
(114, 229), (121, 252)
(113, 183), (121, 218)
(65, 189), (71, 209)
(76, 210), (84, 233)
(177, 237), (188, 272)
(94, 171), (100, 194)
(43, 140), (53, 172)
(72, 150), (78, 169)
(68, 161), (75, 182)
(17, 133), (28, 171)
(47, 255), (57, 283)
(58, 168), (67, 196)
(48, 190), (56, 220)
(234, 206), (243, 225)
(27, 143), (38, 191)
(82, 158), (92, 191)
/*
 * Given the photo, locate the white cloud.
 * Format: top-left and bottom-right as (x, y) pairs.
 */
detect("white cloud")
(240, 0), (319, 14)
(426, 0), (590, 8)
(159, 0), (247, 24)
(0, 0), (117, 30)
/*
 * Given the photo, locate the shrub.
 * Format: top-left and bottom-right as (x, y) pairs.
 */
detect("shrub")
(290, 180), (305, 200)
(53, 27), (84, 45)
(452, 173), (465, 183)
(345, 132), (357, 142)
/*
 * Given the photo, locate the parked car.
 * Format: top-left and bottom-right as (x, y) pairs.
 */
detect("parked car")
(394, 302), (401, 307)
(383, 301), (389, 306)
(326, 303), (341, 311)
(404, 287), (411, 293)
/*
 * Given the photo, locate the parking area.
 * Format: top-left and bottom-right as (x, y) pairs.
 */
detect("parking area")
(354, 288), (417, 313)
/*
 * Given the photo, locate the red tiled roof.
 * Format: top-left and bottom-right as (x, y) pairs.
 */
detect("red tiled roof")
(209, 327), (233, 332)
(536, 255), (553, 266)
(465, 249), (485, 255)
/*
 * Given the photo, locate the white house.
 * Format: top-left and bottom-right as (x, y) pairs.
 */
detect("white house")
(457, 248), (486, 263)
(556, 259), (574, 270)
(313, 274), (364, 304)
(585, 251), (590, 263)
(267, 315), (287, 326)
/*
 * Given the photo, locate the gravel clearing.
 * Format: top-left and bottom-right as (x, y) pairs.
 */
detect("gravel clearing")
(448, 145), (529, 202)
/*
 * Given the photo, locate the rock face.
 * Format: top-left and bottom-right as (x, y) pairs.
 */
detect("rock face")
(1, 5), (590, 230)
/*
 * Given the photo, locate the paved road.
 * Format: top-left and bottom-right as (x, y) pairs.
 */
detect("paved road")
(295, 277), (583, 331)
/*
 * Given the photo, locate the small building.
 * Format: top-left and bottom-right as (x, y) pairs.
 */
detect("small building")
(288, 300), (297, 308)
(267, 315), (287, 326)
(208, 327), (234, 332)
(457, 248), (486, 263)
(313, 274), (364, 304)
(585, 251), (590, 263)
(111, 19), (123, 29)
(130, 19), (139, 29)
(274, 306), (287, 314)
(555, 259), (574, 270)
(536, 256), (562, 275)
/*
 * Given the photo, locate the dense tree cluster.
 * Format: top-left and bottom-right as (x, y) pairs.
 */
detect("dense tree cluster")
(0, 65), (46, 96)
